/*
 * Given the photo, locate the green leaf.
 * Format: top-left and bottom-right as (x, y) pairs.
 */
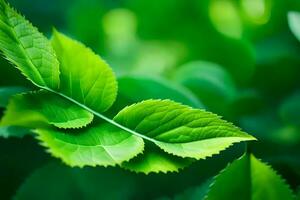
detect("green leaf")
(288, 12), (300, 42)
(173, 61), (237, 115)
(0, 86), (28, 107)
(2, 94), (253, 172)
(205, 154), (294, 200)
(114, 99), (255, 160)
(0, 126), (31, 138)
(36, 123), (144, 167)
(51, 30), (117, 113)
(0, 0), (60, 89)
(0, 1), (255, 173)
(121, 142), (193, 174)
(4, 96), (253, 172)
(1, 90), (93, 129)
(14, 162), (139, 200)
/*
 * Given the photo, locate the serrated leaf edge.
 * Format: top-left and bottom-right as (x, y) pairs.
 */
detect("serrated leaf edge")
(156, 136), (255, 160)
(0, 1), (60, 89)
(203, 154), (295, 200)
(0, 89), (95, 130)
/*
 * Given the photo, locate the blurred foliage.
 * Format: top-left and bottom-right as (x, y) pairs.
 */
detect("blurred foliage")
(1, 0), (300, 199)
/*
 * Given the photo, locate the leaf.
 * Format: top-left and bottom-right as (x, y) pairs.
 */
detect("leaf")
(0, 1), (255, 172)
(0, 86), (29, 107)
(1, 90), (93, 129)
(0, 126), (31, 138)
(14, 162), (139, 200)
(121, 142), (193, 174)
(114, 99), (255, 159)
(36, 123), (144, 167)
(108, 75), (204, 116)
(4, 96), (253, 172)
(205, 154), (294, 200)
(173, 61), (237, 115)
(2, 95), (253, 172)
(288, 12), (300, 42)
(0, 0), (60, 89)
(51, 30), (117, 113)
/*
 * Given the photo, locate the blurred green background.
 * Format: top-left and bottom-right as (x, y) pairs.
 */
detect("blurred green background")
(1, 0), (300, 199)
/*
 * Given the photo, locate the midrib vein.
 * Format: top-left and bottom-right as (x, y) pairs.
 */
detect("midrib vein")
(42, 86), (157, 143)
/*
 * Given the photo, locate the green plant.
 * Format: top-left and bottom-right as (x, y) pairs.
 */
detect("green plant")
(0, 0), (253, 173)
(0, 0), (298, 199)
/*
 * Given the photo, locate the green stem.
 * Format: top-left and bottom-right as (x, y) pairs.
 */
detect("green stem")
(43, 86), (157, 143)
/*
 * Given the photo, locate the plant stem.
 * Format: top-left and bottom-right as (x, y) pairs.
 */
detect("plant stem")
(43, 86), (157, 143)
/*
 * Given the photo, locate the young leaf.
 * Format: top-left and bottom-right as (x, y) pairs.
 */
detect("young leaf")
(288, 12), (300, 42)
(51, 30), (117, 113)
(0, 0), (60, 89)
(0, 86), (29, 107)
(1, 90), (93, 129)
(114, 99), (255, 159)
(205, 154), (294, 200)
(35, 123), (144, 167)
